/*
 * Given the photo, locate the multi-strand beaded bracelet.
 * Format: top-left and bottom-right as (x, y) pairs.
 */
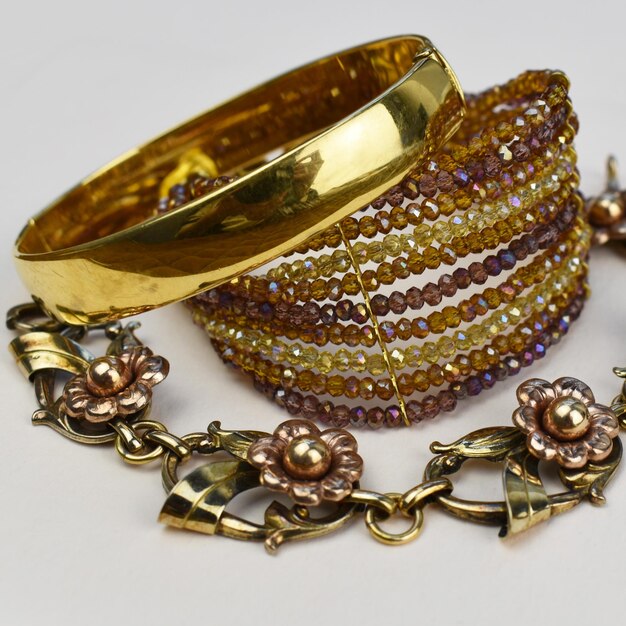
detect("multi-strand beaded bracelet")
(176, 70), (588, 429)
(9, 37), (626, 549)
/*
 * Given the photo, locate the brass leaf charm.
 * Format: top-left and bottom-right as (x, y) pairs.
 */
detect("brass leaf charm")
(9, 331), (93, 379)
(207, 421), (269, 460)
(559, 438), (623, 504)
(264, 501), (359, 553)
(430, 427), (525, 461)
(159, 460), (261, 535)
(502, 450), (551, 536)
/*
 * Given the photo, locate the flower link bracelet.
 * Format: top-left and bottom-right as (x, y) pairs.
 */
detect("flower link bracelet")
(6, 288), (626, 551)
(8, 36), (626, 552)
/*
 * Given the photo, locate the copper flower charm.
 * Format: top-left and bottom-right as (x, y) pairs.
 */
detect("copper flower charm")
(247, 419), (364, 506)
(513, 377), (619, 468)
(61, 347), (169, 423)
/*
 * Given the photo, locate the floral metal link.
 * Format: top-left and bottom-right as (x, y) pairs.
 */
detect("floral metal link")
(7, 301), (626, 553)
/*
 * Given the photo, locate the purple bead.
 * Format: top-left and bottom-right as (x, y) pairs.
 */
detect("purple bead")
(466, 376), (483, 396)
(332, 405), (351, 428)
(301, 395), (319, 419)
(406, 400), (424, 423)
(318, 401), (333, 424)
(422, 395), (440, 420)
(498, 249), (517, 270)
(505, 356), (521, 376)
(437, 390), (457, 412)
(452, 267), (471, 289)
(385, 405), (403, 428)
(483, 256), (502, 276)
(336, 300), (351, 321)
(367, 408), (385, 430)
(286, 392), (303, 415)
(480, 371), (496, 389)
(350, 406), (367, 428)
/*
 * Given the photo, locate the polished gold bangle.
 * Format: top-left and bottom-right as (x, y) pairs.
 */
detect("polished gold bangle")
(14, 35), (464, 325)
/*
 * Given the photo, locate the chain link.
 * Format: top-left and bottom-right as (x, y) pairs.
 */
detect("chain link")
(161, 432), (218, 491)
(114, 420), (194, 466)
(361, 478), (454, 545)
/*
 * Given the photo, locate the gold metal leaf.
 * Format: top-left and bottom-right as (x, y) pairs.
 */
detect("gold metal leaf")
(207, 421), (269, 460)
(559, 438), (623, 504)
(430, 427), (525, 461)
(264, 500), (359, 553)
(9, 331), (93, 379)
(502, 450), (551, 536)
(159, 460), (260, 534)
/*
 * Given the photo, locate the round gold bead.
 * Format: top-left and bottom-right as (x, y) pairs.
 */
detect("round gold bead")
(587, 194), (624, 227)
(86, 356), (132, 397)
(542, 397), (591, 441)
(282, 436), (332, 480)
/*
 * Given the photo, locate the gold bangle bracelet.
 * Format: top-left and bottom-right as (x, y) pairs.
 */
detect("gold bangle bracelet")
(14, 35), (464, 325)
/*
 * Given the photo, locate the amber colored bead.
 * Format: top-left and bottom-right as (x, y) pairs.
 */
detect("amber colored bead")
(341, 217), (359, 239)
(391, 257), (410, 279)
(450, 236), (470, 257)
(428, 364), (444, 386)
(359, 216), (377, 238)
(344, 325), (360, 348)
(376, 379), (395, 401)
(423, 246), (440, 270)
(397, 373), (415, 395)
(413, 370), (430, 392)
(328, 324), (343, 345)
(406, 203), (423, 225)
(326, 375), (344, 397)
(342, 273), (360, 296)
(443, 362), (461, 382)
(390, 206), (408, 229)
(422, 199), (440, 220)
(470, 294), (489, 316)
(412, 317), (429, 339)
(362, 270), (379, 291)
(361, 326), (377, 348)
(345, 376), (359, 399)
(508, 333), (525, 353)
(374, 210), (393, 234)
(427, 311), (446, 334)
(310, 279), (326, 300)
(377, 262), (395, 285)
(442, 306), (461, 328)
(492, 334), (509, 354)
(359, 378), (375, 400)
(396, 318), (412, 341)
(459, 301), (477, 322)
(297, 370), (314, 392)
(407, 251), (425, 274)
(440, 245), (457, 266)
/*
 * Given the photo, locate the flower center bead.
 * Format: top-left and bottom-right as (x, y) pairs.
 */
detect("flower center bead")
(282, 436), (332, 480)
(542, 397), (591, 441)
(86, 356), (132, 397)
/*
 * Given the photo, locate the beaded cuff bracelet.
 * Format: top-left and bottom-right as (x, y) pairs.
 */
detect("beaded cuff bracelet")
(173, 70), (588, 428)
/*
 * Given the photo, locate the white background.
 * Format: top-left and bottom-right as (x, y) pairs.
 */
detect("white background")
(2, 1), (626, 624)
